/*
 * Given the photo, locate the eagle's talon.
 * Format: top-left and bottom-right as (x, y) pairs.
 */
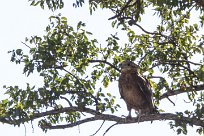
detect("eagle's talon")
(126, 115), (132, 120)
(136, 114), (141, 123)
(121, 115), (131, 123)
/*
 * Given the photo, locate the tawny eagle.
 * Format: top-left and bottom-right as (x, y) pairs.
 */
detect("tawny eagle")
(118, 60), (154, 118)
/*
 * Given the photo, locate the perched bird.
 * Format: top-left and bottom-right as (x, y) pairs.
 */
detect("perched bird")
(118, 60), (154, 119)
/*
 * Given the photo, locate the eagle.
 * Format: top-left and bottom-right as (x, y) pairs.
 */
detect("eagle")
(118, 60), (154, 119)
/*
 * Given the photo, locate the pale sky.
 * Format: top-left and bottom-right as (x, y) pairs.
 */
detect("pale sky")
(0, 1), (201, 136)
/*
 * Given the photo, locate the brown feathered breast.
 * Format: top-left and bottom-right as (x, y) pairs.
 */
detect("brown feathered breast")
(118, 60), (154, 116)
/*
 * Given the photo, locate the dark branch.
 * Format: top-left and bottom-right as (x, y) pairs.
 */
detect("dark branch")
(108, 0), (134, 20)
(90, 120), (105, 136)
(165, 60), (202, 66)
(60, 96), (73, 107)
(0, 118), (13, 125)
(89, 59), (120, 72)
(1, 106), (204, 131)
(160, 84), (204, 100)
(166, 97), (176, 106)
(21, 42), (31, 49)
(103, 123), (118, 136)
(129, 23), (169, 39)
(149, 76), (166, 79)
(0, 106), (97, 125)
(41, 113), (204, 130)
(134, 23), (159, 35)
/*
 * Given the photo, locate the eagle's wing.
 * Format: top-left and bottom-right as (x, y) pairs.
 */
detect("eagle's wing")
(136, 75), (153, 107)
(118, 75), (124, 99)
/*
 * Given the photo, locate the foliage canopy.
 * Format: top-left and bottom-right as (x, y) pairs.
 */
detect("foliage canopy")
(1, 0), (204, 135)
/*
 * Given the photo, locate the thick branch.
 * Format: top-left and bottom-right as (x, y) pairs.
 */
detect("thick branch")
(42, 113), (204, 130)
(1, 106), (204, 131)
(160, 84), (204, 100)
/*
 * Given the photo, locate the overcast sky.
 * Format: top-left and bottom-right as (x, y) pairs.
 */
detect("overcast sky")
(0, 1), (201, 136)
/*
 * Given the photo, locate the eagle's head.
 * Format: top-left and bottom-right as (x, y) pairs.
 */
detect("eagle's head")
(120, 60), (139, 73)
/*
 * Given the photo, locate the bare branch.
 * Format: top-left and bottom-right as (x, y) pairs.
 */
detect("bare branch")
(165, 60), (202, 66)
(134, 23), (159, 35)
(89, 59), (120, 72)
(160, 84), (204, 100)
(60, 96), (73, 107)
(166, 97), (175, 106)
(103, 123), (118, 136)
(1, 106), (204, 131)
(41, 113), (204, 130)
(21, 42), (31, 49)
(90, 120), (105, 136)
(149, 76), (166, 79)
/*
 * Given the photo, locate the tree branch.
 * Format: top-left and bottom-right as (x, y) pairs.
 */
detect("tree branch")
(165, 60), (202, 66)
(0, 107), (97, 125)
(108, 0), (134, 20)
(103, 123), (118, 136)
(1, 105), (204, 131)
(89, 59), (120, 72)
(160, 84), (204, 100)
(21, 42), (31, 49)
(90, 120), (105, 136)
(129, 23), (169, 39)
(32, 107), (97, 120)
(134, 23), (159, 35)
(41, 113), (204, 130)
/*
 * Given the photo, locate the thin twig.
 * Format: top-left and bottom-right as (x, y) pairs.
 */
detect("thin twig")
(149, 76), (165, 79)
(60, 96), (73, 107)
(89, 59), (120, 72)
(166, 97), (175, 106)
(103, 123), (118, 136)
(21, 42), (31, 49)
(134, 23), (168, 38)
(90, 120), (105, 136)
